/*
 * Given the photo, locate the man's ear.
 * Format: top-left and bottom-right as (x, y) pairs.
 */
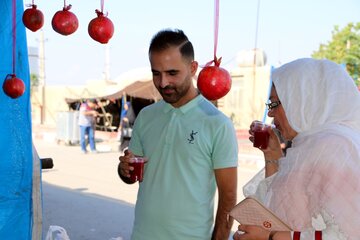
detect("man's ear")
(191, 61), (199, 75)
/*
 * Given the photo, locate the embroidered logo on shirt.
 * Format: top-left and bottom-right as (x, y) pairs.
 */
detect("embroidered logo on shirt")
(187, 130), (198, 144)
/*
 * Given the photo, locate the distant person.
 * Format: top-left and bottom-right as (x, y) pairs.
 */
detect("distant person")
(120, 101), (130, 126)
(119, 101), (136, 152)
(118, 29), (238, 239)
(78, 98), (98, 154)
(120, 101), (136, 130)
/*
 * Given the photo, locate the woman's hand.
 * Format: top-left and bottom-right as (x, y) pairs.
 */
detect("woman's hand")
(233, 224), (270, 240)
(249, 120), (283, 160)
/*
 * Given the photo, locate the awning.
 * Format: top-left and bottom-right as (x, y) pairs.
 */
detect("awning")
(65, 80), (162, 104)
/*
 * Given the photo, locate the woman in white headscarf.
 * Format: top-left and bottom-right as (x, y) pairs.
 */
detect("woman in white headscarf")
(233, 58), (360, 240)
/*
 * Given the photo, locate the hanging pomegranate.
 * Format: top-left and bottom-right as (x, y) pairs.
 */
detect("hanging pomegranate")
(3, 74), (25, 99)
(51, 4), (78, 36)
(88, 10), (114, 44)
(22, 4), (44, 32)
(197, 57), (232, 101)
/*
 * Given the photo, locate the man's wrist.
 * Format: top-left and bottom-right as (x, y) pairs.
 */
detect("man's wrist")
(264, 153), (282, 160)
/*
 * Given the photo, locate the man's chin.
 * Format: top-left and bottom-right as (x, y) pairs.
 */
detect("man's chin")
(161, 94), (177, 103)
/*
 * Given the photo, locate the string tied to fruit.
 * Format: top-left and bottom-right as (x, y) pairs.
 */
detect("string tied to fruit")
(3, 0), (26, 99)
(52, 0), (79, 36)
(25, 0), (35, 8)
(3, 74), (26, 99)
(62, 0), (71, 11)
(95, 0), (108, 17)
(88, 0), (114, 44)
(23, 0), (44, 32)
(197, 0), (231, 101)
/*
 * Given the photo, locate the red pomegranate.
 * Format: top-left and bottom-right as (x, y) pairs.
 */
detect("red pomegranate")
(197, 58), (232, 101)
(51, 4), (79, 36)
(3, 74), (25, 99)
(88, 10), (114, 44)
(22, 4), (44, 32)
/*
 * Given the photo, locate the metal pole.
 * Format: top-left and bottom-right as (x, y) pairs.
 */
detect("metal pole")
(38, 30), (46, 124)
(252, 0), (261, 119)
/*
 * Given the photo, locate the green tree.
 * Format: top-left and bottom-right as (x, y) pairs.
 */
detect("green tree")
(312, 22), (360, 86)
(30, 73), (39, 96)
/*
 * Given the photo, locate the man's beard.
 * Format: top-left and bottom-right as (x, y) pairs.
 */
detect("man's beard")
(159, 85), (188, 104)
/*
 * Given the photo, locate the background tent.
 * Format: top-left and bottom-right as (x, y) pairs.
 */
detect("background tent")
(64, 80), (161, 132)
(64, 80), (162, 104)
(0, 0), (36, 239)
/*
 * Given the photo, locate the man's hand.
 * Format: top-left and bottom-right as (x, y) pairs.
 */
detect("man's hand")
(117, 150), (136, 184)
(118, 149), (135, 178)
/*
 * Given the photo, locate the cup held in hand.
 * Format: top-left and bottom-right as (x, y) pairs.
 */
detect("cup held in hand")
(253, 122), (271, 149)
(129, 157), (146, 182)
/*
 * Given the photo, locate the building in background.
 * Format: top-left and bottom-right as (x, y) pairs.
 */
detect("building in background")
(218, 49), (272, 129)
(28, 46), (39, 76)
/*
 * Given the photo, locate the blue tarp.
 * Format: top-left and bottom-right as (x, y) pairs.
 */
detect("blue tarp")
(0, 0), (33, 239)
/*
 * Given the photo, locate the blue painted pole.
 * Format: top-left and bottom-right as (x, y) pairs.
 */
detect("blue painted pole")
(0, 0), (33, 238)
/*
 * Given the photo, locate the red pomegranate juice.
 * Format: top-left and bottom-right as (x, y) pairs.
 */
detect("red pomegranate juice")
(253, 130), (270, 149)
(129, 158), (145, 182)
(253, 122), (270, 149)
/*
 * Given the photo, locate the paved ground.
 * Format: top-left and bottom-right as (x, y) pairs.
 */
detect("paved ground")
(34, 125), (263, 240)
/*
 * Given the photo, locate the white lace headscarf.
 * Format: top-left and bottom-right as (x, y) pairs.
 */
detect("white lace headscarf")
(268, 58), (360, 238)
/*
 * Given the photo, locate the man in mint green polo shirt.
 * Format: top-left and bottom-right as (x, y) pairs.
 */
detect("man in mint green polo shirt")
(118, 29), (238, 240)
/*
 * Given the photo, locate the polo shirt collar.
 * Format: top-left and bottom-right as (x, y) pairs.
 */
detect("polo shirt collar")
(162, 94), (204, 114)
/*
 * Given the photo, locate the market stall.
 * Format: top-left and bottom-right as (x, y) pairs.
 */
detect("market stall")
(63, 80), (161, 134)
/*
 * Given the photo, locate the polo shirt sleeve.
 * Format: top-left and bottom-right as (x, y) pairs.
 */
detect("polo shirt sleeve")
(212, 118), (238, 169)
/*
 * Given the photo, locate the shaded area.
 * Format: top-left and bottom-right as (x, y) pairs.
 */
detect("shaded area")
(66, 96), (154, 133)
(42, 182), (135, 240)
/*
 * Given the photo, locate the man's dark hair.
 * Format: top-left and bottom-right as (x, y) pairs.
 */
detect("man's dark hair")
(148, 29), (194, 61)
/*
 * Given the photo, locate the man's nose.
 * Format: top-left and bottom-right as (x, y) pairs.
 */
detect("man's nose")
(159, 74), (169, 88)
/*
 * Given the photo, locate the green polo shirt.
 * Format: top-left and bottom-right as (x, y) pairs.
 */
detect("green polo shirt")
(129, 94), (238, 240)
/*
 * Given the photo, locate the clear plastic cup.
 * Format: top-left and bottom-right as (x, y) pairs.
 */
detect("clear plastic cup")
(253, 122), (271, 149)
(129, 157), (146, 182)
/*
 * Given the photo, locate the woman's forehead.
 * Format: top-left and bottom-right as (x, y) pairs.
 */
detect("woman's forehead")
(269, 86), (279, 100)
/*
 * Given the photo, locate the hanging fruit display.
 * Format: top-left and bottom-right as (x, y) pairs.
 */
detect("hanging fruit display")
(3, 74), (25, 99)
(88, 9), (114, 44)
(197, 57), (231, 101)
(52, 3), (78, 36)
(4, 0), (25, 99)
(197, 0), (231, 101)
(22, 3), (44, 32)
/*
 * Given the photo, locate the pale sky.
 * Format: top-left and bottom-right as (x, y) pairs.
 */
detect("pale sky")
(24, 0), (360, 86)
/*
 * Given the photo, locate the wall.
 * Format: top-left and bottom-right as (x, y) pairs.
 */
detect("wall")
(219, 65), (272, 129)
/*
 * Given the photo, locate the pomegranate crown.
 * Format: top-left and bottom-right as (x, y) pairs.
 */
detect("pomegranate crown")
(95, 9), (108, 17)
(63, 4), (72, 11)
